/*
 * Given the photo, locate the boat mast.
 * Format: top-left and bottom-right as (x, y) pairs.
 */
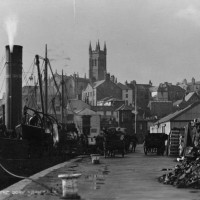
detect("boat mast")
(44, 44), (48, 115)
(134, 82), (137, 134)
(61, 69), (64, 124)
(35, 55), (44, 115)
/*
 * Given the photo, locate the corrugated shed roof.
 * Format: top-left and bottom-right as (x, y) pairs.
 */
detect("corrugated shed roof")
(155, 101), (200, 124)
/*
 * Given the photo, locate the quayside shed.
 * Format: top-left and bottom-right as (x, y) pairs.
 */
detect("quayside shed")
(150, 101), (200, 135)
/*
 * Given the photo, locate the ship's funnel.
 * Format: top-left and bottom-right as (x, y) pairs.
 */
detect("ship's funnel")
(5, 45), (22, 130)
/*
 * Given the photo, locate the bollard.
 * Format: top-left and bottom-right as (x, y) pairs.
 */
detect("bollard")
(58, 173), (81, 199)
(90, 154), (100, 164)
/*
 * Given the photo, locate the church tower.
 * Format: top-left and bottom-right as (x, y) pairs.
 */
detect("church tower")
(89, 41), (107, 82)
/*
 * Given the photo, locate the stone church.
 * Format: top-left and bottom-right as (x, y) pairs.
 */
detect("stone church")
(89, 41), (107, 82)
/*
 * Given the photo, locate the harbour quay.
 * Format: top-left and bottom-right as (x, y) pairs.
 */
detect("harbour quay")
(1, 145), (200, 200)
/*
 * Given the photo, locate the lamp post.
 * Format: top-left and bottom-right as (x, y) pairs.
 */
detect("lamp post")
(134, 82), (137, 134)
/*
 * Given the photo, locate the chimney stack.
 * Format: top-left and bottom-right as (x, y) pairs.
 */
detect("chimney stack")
(105, 73), (110, 81)
(110, 75), (115, 82)
(5, 45), (22, 130)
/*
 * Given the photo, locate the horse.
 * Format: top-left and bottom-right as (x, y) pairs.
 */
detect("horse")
(103, 129), (125, 158)
(124, 134), (138, 153)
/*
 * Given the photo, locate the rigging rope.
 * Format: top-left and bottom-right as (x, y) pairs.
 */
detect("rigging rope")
(0, 62), (6, 77)
(22, 68), (31, 87)
(0, 162), (59, 195)
(0, 78), (5, 94)
(22, 59), (35, 86)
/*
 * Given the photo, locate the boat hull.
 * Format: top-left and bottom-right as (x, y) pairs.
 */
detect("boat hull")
(0, 137), (75, 190)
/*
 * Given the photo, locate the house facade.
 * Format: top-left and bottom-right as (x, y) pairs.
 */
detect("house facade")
(126, 80), (152, 112)
(82, 73), (122, 106)
(74, 108), (101, 136)
(117, 82), (133, 105)
(152, 82), (185, 102)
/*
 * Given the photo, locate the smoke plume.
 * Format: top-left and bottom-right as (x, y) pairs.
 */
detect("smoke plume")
(4, 15), (18, 52)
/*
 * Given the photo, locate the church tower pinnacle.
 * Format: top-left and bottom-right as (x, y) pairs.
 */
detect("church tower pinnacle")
(89, 41), (107, 82)
(104, 42), (107, 55)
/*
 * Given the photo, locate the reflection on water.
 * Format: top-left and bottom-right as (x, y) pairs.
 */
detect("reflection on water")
(84, 166), (110, 190)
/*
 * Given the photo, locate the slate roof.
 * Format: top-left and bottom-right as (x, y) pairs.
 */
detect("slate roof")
(173, 99), (183, 107)
(115, 104), (133, 111)
(155, 101), (200, 124)
(117, 82), (131, 90)
(185, 92), (196, 101)
(173, 92), (200, 107)
(67, 99), (90, 112)
(99, 96), (123, 102)
(92, 80), (105, 88)
(75, 108), (98, 115)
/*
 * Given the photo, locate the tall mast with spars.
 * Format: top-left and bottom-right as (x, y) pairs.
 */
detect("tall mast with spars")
(44, 44), (48, 115)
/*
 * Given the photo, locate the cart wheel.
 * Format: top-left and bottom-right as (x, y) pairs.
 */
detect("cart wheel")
(144, 146), (147, 155)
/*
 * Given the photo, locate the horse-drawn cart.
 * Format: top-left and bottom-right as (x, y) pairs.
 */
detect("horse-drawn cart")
(143, 133), (168, 155)
(103, 129), (125, 158)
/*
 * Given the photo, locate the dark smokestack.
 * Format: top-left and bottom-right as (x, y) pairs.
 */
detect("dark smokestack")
(5, 45), (22, 130)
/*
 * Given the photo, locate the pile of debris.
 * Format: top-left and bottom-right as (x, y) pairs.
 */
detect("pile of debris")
(159, 149), (200, 188)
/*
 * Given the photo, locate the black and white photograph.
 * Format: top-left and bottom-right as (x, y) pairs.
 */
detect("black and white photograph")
(0, 0), (200, 199)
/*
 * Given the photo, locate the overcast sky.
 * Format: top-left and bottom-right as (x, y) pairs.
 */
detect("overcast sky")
(0, 0), (200, 96)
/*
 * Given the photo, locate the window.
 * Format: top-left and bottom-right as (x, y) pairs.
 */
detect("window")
(126, 94), (128, 98)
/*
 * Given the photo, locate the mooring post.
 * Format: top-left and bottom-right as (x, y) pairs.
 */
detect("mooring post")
(90, 154), (100, 164)
(58, 173), (81, 199)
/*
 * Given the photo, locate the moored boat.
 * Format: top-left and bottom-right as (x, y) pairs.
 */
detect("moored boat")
(0, 45), (78, 190)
